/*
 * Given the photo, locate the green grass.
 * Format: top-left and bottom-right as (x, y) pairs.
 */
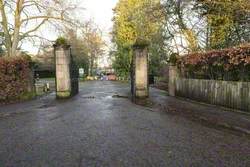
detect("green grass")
(20, 91), (36, 100)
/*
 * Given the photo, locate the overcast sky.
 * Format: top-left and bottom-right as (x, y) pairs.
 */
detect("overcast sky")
(81, 0), (118, 34)
(23, 0), (118, 54)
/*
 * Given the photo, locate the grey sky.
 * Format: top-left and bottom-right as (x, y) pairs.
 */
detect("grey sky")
(23, 0), (118, 54)
(81, 0), (118, 33)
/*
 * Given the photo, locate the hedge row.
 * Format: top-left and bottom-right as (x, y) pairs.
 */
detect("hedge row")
(0, 56), (34, 103)
(177, 44), (250, 81)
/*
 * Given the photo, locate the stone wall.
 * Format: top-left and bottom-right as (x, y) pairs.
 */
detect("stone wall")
(174, 78), (250, 112)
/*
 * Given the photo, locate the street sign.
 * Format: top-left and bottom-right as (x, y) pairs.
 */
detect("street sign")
(79, 68), (84, 77)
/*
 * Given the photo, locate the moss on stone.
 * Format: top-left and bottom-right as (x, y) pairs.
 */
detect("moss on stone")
(57, 91), (71, 99)
(133, 38), (150, 48)
(53, 37), (70, 49)
(55, 37), (68, 46)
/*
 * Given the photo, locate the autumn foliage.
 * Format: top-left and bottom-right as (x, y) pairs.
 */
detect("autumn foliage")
(0, 56), (33, 103)
(177, 44), (250, 81)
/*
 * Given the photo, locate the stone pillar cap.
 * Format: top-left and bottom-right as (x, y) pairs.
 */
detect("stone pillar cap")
(53, 44), (71, 49)
(132, 38), (150, 49)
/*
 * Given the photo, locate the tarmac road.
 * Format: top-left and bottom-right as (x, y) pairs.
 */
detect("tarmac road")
(0, 81), (249, 167)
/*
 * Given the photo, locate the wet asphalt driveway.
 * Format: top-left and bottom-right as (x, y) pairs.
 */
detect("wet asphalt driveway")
(0, 81), (250, 167)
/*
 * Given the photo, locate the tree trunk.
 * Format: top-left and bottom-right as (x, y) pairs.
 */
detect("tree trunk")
(0, 0), (12, 56)
(0, 0), (24, 57)
(11, 0), (23, 56)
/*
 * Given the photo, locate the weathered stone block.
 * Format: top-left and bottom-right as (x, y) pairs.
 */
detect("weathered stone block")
(54, 44), (79, 99)
(168, 65), (179, 97)
(56, 91), (71, 98)
(131, 44), (149, 99)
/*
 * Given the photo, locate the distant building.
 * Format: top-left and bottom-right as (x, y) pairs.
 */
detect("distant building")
(32, 48), (55, 78)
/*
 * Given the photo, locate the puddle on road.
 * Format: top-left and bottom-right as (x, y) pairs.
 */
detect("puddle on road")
(105, 94), (129, 99)
(133, 98), (155, 108)
(81, 96), (95, 99)
(81, 93), (129, 100)
(111, 94), (129, 99)
(38, 103), (56, 109)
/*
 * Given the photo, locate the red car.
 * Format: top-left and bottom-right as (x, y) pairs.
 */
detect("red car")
(107, 73), (117, 81)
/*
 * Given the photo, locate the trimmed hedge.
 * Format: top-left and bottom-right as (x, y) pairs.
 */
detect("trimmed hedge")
(177, 44), (250, 81)
(0, 56), (34, 103)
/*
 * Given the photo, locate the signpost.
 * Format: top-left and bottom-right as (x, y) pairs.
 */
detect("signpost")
(79, 68), (84, 78)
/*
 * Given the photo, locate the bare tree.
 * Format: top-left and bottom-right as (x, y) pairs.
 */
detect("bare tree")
(163, 0), (206, 54)
(81, 21), (106, 76)
(0, 0), (78, 57)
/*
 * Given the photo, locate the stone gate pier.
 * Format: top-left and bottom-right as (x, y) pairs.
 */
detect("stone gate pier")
(131, 42), (149, 100)
(168, 65), (179, 97)
(54, 44), (79, 99)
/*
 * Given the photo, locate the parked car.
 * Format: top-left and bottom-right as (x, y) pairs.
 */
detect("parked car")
(107, 73), (117, 81)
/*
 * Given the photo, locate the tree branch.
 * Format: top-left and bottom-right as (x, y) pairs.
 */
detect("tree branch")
(20, 18), (48, 40)
(21, 15), (63, 24)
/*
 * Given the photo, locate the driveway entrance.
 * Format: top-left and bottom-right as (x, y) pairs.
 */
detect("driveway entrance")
(0, 81), (249, 166)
